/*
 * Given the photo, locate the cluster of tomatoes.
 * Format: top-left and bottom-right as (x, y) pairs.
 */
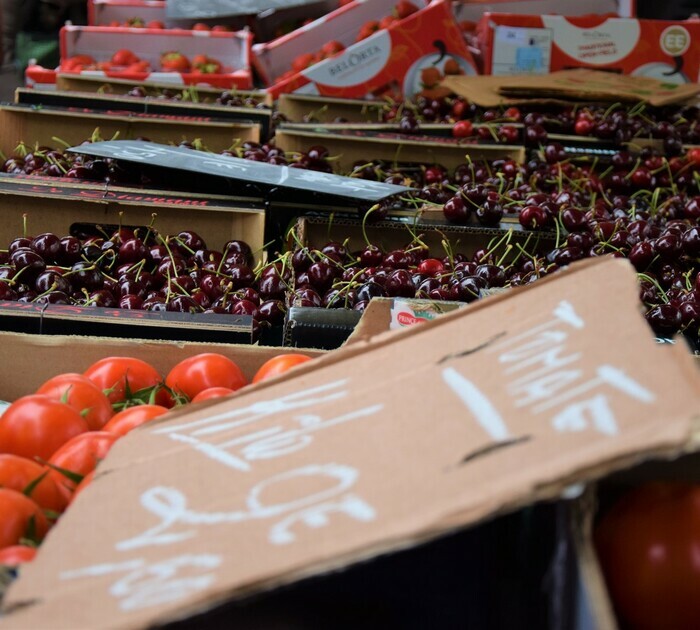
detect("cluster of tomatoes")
(0, 351), (311, 568)
(61, 50), (224, 75)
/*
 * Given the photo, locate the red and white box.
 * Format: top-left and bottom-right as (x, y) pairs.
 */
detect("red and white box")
(58, 24), (253, 88)
(477, 13), (699, 83)
(453, 0), (634, 27)
(87, 0), (249, 30)
(254, 0), (478, 99)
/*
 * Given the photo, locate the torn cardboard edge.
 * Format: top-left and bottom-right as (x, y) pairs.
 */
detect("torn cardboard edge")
(442, 69), (700, 108)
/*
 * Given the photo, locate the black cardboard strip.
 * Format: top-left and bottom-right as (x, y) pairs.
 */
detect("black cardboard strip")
(68, 140), (411, 204)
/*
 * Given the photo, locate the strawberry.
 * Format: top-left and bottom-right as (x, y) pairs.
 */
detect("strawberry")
(160, 51), (191, 72)
(111, 49), (139, 66)
(379, 15), (398, 29)
(394, 0), (419, 18)
(292, 52), (316, 72)
(356, 20), (380, 42)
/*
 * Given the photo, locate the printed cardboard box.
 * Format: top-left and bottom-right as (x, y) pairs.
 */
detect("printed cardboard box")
(87, 0), (337, 42)
(255, 0), (478, 98)
(2, 256), (699, 628)
(477, 13), (700, 83)
(453, 0), (635, 27)
(59, 24), (253, 89)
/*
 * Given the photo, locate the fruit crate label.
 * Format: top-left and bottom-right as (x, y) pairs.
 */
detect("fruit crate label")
(69, 140), (410, 203)
(167, 0), (331, 19)
(389, 298), (464, 329)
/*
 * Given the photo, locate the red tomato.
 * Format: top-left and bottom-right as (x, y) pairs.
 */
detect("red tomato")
(36, 373), (114, 431)
(191, 387), (236, 403)
(47, 432), (119, 498)
(111, 49), (139, 66)
(83, 357), (166, 405)
(0, 545), (37, 566)
(192, 22), (211, 31)
(165, 354), (247, 401)
(70, 470), (94, 505)
(595, 482), (700, 630)
(0, 395), (89, 461)
(160, 51), (190, 72)
(0, 489), (48, 548)
(146, 20), (165, 28)
(252, 354), (312, 384)
(102, 405), (169, 437)
(0, 454), (67, 513)
(211, 24), (231, 31)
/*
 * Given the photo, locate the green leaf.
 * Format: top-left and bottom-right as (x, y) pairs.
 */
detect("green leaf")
(21, 470), (49, 499)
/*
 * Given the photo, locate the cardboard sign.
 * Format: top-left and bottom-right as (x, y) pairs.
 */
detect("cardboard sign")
(3, 256), (700, 629)
(68, 140), (411, 203)
(166, 0), (324, 19)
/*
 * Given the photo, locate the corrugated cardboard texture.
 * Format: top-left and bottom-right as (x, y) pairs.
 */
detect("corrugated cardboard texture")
(2, 257), (700, 629)
(443, 69), (700, 108)
(274, 128), (525, 172)
(0, 105), (259, 157)
(0, 332), (324, 402)
(0, 175), (266, 257)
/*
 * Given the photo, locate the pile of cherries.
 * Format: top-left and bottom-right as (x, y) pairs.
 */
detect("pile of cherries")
(375, 98), (700, 151)
(0, 227), (290, 336)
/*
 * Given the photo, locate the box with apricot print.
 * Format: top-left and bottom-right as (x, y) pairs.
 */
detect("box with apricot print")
(255, 0), (476, 99)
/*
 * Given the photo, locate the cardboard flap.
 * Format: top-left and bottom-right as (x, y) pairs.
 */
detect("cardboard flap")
(68, 140), (410, 205)
(3, 257), (700, 629)
(442, 69), (700, 107)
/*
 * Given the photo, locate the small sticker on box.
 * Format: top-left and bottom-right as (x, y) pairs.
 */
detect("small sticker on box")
(492, 26), (552, 75)
(389, 299), (464, 330)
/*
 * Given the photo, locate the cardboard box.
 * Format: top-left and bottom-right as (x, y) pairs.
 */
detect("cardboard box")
(52, 73), (273, 106)
(295, 210), (556, 260)
(0, 104), (260, 157)
(0, 173), (266, 258)
(87, 0), (247, 29)
(570, 451), (700, 630)
(2, 256), (699, 628)
(454, 0), (635, 26)
(14, 88), (272, 141)
(477, 14), (700, 83)
(87, 0), (338, 42)
(0, 331), (323, 403)
(59, 24), (253, 89)
(278, 93), (388, 123)
(275, 126), (525, 173)
(255, 0), (478, 98)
